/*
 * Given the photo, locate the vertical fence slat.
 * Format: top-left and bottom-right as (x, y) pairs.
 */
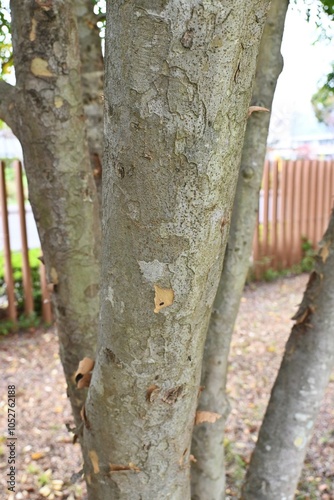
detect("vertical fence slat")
(0, 161), (17, 321)
(262, 160), (270, 271)
(293, 160), (303, 265)
(309, 160), (318, 247)
(14, 160), (34, 316)
(286, 160), (295, 267)
(300, 159), (310, 241)
(271, 161), (279, 268)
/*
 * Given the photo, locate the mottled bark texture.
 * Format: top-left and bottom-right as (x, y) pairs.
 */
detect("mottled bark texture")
(73, 0), (104, 202)
(191, 2), (289, 499)
(4, 0), (101, 429)
(242, 210), (334, 499)
(83, 1), (270, 499)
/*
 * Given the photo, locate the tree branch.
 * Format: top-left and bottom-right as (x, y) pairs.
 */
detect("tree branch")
(0, 80), (20, 136)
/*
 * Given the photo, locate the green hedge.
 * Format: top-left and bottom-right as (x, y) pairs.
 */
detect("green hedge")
(0, 248), (43, 317)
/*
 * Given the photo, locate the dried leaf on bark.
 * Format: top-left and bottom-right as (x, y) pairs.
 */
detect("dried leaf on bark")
(195, 411), (222, 425)
(50, 267), (59, 284)
(75, 357), (95, 388)
(80, 404), (91, 429)
(89, 450), (100, 474)
(109, 463), (141, 472)
(146, 384), (160, 402)
(154, 285), (174, 313)
(248, 106), (269, 117)
(320, 241), (330, 262)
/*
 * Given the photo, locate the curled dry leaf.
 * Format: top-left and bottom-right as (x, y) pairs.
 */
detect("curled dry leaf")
(89, 450), (100, 474)
(109, 463), (141, 473)
(320, 241), (330, 263)
(248, 106), (270, 117)
(146, 384), (160, 402)
(190, 454), (197, 463)
(154, 285), (174, 313)
(75, 357), (95, 388)
(80, 404), (91, 430)
(195, 411), (222, 425)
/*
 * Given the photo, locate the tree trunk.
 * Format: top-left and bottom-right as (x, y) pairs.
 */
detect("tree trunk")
(191, 1), (289, 498)
(73, 0), (104, 203)
(242, 209), (334, 499)
(83, 1), (270, 498)
(4, 0), (101, 430)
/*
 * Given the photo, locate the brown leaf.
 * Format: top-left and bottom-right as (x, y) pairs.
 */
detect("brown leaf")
(77, 373), (92, 389)
(248, 106), (270, 117)
(89, 450), (100, 474)
(80, 405), (91, 429)
(75, 357), (95, 387)
(31, 451), (45, 460)
(109, 463), (141, 473)
(320, 241), (330, 262)
(154, 285), (174, 313)
(146, 384), (160, 402)
(195, 411), (222, 425)
(190, 454), (197, 463)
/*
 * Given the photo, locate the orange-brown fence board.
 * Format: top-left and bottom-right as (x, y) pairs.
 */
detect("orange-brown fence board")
(1, 159), (334, 318)
(0, 160), (52, 323)
(252, 159), (334, 280)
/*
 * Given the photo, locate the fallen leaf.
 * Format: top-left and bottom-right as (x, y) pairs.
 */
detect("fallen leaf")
(154, 285), (174, 313)
(248, 106), (270, 117)
(195, 411), (222, 425)
(89, 450), (100, 474)
(31, 451), (45, 460)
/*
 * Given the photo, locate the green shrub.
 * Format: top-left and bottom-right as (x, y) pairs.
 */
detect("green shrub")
(0, 248), (43, 319)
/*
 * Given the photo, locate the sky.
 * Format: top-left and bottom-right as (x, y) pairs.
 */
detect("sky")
(269, 3), (334, 140)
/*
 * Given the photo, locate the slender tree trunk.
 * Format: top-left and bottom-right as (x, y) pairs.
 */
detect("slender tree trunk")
(242, 209), (334, 499)
(73, 0), (104, 202)
(83, 1), (270, 498)
(4, 0), (101, 431)
(191, 1), (289, 498)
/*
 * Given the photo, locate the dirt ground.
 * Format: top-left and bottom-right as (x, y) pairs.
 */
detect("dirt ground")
(0, 273), (333, 499)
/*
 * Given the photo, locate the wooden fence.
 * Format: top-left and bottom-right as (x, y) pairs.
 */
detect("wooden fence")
(1, 159), (334, 321)
(253, 159), (334, 278)
(0, 160), (52, 323)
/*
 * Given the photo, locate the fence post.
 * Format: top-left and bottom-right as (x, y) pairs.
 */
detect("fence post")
(0, 161), (17, 321)
(14, 160), (34, 316)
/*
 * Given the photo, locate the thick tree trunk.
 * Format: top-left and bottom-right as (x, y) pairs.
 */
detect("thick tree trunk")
(242, 210), (334, 499)
(5, 0), (101, 430)
(191, 1), (289, 498)
(83, 1), (270, 499)
(73, 0), (104, 202)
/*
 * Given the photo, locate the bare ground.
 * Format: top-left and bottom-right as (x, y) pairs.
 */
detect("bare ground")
(0, 274), (333, 499)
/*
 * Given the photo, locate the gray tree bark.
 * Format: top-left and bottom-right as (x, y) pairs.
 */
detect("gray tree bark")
(83, 1), (270, 498)
(73, 0), (104, 202)
(2, 0), (101, 430)
(242, 209), (334, 499)
(191, 1), (289, 498)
